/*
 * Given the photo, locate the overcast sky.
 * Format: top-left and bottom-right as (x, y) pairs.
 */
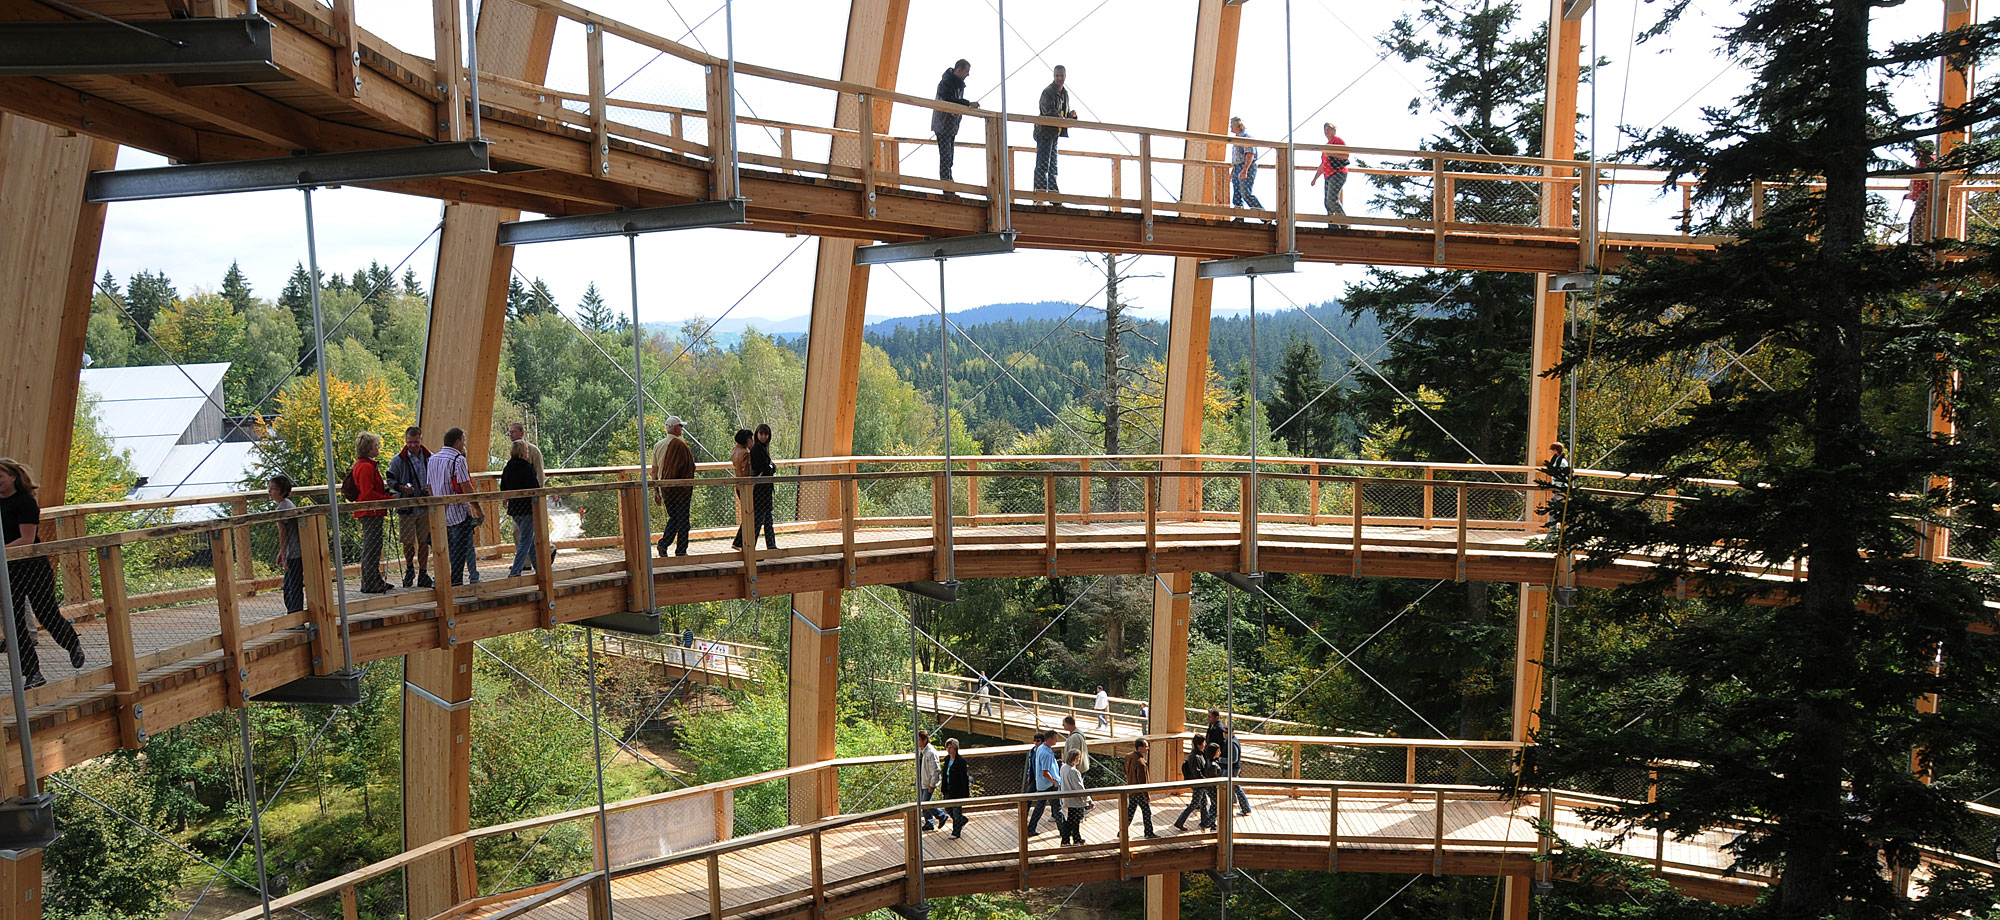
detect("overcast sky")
(95, 0), (1977, 332)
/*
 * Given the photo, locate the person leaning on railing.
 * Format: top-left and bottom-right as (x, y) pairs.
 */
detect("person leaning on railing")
(0, 457), (87, 689)
(349, 432), (396, 594)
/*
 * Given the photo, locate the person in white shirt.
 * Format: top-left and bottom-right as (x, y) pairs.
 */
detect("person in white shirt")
(1092, 685), (1111, 731)
(916, 730), (947, 830)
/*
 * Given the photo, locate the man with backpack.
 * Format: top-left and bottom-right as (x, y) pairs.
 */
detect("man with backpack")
(1173, 734), (1214, 831)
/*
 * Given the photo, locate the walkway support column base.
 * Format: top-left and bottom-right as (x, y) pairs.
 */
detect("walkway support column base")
(1146, 873), (1180, 920)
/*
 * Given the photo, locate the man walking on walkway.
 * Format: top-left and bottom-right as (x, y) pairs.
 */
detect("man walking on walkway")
(652, 416), (695, 556)
(428, 427), (480, 586)
(941, 738), (972, 838)
(1229, 116), (1264, 216)
(933, 59), (978, 183)
(1123, 738), (1159, 838)
(1025, 732), (1061, 836)
(1034, 66), (1073, 195)
(916, 729), (949, 830)
(1093, 685), (1111, 731)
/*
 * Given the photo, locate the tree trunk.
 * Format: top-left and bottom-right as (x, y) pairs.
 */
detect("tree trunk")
(1102, 254), (1125, 512)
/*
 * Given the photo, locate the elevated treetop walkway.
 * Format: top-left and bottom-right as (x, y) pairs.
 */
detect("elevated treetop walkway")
(3, 453), (1991, 791)
(2, 1), (1983, 272)
(211, 733), (2000, 920)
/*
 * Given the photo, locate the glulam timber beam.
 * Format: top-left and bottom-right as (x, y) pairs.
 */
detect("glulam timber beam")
(404, 4), (556, 916)
(1507, 2), (1584, 918)
(1150, 5), (1244, 920)
(0, 115), (116, 504)
(789, 0), (912, 825)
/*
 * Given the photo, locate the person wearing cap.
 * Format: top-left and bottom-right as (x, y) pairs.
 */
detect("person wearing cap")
(651, 416), (696, 555)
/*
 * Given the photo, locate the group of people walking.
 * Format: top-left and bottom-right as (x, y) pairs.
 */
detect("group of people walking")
(648, 417), (779, 557)
(910, 706), (1255, 846)
(929, 61), (1350, 219)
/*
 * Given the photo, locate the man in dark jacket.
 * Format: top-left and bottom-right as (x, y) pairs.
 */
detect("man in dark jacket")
(385, 426), (433, 588)
(941, 738), (972, 838)
(1123, 738), (1159, 838)
(651, 416), (696, 556)
(1034, 65), (1073, 193)
(932, 59), (978, 183)
(1173, 735), (1213, 831)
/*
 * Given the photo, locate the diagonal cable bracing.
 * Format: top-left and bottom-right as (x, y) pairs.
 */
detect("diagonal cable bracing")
(100, 222), (444, 500)
(178, 662), (379, 920)
(553, 234), (812, 469)
(1265, 274), (1470, 442)
(1250, 582), (1495, 777)
(1249, 579), (1446, 730)
(1262, 277), (1500, 470)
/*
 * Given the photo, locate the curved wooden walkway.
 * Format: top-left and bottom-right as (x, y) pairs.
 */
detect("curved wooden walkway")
(218, 738), (2000, 920)
(4, 455), (1989, 787)
(7, 0), (1946, 273)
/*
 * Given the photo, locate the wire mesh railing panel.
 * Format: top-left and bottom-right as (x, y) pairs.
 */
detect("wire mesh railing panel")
(1296, 745), (1409, 785)
(838, 760), (917, 815)
(475, 821), (593, 898)
(1413, 747), (1517, 785)
(1449, 172), (1545, 227)
(734, 775), (794, 840)
(1361, 480), (1427, 522)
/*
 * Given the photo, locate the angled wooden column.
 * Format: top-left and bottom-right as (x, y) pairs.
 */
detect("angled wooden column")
(1149, 5), (1243, 919)
(405, 5), (556, 917)
(1508, 4), (1583, 919)
(787, 0), (912, 825)
(0, 116), (116, 502)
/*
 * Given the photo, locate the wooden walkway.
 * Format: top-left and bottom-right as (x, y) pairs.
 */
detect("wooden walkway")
(445, 785), (1766, 920)
(0, 488), (1943, 782)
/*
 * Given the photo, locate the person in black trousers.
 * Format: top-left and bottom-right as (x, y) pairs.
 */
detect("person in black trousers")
(0, 458), (85, 690)
(750, 424), (778, 550)
(932, 59), (979, 183)
(941, 737), (972, 838)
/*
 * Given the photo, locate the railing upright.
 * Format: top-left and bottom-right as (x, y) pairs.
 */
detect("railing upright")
(587, 24), (609, 178)
(99, 545), (141, 747)
(1043, 473), (1058, 576)
(230, 497), (255, 596)
(301, 514), (340, 675)
(1456, 486), (1470, 583)
(1139, 134), (1154, 244)
(428, 505), (454, 648)
(1351, 479), (1366, 576)
(213, 528), (246, 707)
(620, 484), (652, 611)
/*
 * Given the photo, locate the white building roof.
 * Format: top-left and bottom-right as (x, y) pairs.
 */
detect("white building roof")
(79, 363), (249, 507)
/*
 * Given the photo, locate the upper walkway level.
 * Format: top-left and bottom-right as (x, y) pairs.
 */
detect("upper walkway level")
(211, 735), (2000, 920)
(3, 1), (1984, 271)
(4, 453), (1992, 788)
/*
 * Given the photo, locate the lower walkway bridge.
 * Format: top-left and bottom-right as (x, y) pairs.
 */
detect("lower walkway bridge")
(217, 737), (2000, 920)
(4, 454), (1992, 786)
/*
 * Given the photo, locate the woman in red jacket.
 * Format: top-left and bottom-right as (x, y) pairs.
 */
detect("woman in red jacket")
(352, 432), (396, 593)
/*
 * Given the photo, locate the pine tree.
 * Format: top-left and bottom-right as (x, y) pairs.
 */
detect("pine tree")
(576, 282), (615, 333)
(402, 267), (424, 298)
(123, 270), (178, 331)
(279, 262), (317, 355)
(220, 261), (255, 312)
(1266, 334), (1349, 457)
(1529, 3), (2000, 917)
(528, 279), (556, 317)
(506, 277), (530, 319)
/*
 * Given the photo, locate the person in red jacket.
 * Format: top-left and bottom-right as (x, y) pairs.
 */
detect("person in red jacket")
(351, 432), (397, 593)
(1311, 122), (1349, 227)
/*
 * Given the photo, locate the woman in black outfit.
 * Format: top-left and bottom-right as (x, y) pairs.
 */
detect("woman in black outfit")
(750, 423), (778, 550)
(0, 458), (86, 689)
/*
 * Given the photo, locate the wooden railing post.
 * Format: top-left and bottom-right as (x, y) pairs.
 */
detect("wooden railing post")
(213, 528), (246, 708)
(859, 93), (877, 219)
(619, 484), (651, 612)
(428, 500), (455, 647)
(533, 494), (556, 629)
(810, 829), (827, 916)
(430, 0), (465, 141)
(587, 24), (610, 178)
(1421, 467), (1435, 528)
(932, 472), (951, 580)
(1431, 157), (1448, 263)
(965, 461), (980, 519)
(1138, 134), (1154, 244)
(706, 853), (723, 920)
(842, 475), (858, 588)
(230, 497), (254, 596)
(780, 126), (794, 174)
(340, 885), (359, 920)
(1405, 744), (1417, 785)
(1077, 459), (1091, 521)
(476, 479), (503, 558)
(1432, 789), (1446, 875)
(1456, 485), (1470, 583)
(986, 112), (1008, 231)
(904, 807), (921, 901)
(1328, 784), (1341, 872)
(1043, 473), (1058, 576)
(1016, 800), (1031, 887)
(300, 514), (339, 675)
(1276, 147), (1295, 251)
(1144, 476), (1158, 575)
(99, 545), (142, 746)
(1308, 462), (1321, 525)
(1351, 479), (1366, 576)
(737, 482), (759, 600)
(1239, 473), (1254, 572)
(706, 63), (736, 199)
(1117, 791), (1132, 878)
